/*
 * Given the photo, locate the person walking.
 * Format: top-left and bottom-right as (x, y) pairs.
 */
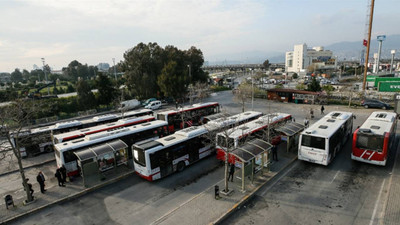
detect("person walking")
(321, 105), (325, 115)
(23, 178), (34, 199)
(60, 165), (67, 183)
(228, 163), (235, 182)
(272, 145), (278, 161)
(304, 118), (309, 128)
(36, 171), (46, 193)
(310, 108), (314, 119)
(55, 168), (65, 187)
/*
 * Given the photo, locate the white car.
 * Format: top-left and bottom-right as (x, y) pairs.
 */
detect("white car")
(145, 100), (162, 110)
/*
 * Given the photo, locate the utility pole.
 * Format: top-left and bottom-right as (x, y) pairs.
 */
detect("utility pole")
(362, 0), (375, 91)
(251, 69), (254, 111)
(390, 50), (396, 74)
(41, 58), (50, 95)
(112, 58), (117, 80)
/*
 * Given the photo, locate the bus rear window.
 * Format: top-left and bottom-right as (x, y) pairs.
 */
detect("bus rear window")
(301, 135), (325, 150)
(356, 133), (384, 152)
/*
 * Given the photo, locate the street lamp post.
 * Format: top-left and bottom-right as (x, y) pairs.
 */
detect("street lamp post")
(390, 50), (396, 74)
(112, 58), (117, 80)
(251, 69), (254, 111)
(41, 58), (49, 95)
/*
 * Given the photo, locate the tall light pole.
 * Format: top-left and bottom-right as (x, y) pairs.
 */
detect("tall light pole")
(251, 69), (254, 111)
(112, 58), (117, 80)
(41, 58), (49, 95)
(390, 50), (396, 74)
(376, 35), (386, 74)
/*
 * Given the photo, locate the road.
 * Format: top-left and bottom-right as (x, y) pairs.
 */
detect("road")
(6, 90), (396, 225)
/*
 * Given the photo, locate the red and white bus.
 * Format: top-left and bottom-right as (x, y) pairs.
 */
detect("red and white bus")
(132, 111), (263, 181)
(352, 111), (397, 166)
(54, 120), (168, 177)
(215, 113), (292, 163)
(52, 115), (155, 144)
(12, 108), (153, 157)
(156, 102), (220, 133)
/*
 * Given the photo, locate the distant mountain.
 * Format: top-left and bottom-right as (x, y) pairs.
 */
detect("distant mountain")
(205, 34), (399, 65)
(325, 34), (400, 61)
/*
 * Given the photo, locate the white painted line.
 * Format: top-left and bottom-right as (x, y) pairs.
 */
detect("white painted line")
(330, 171), (340, 184)
(259, 162), (297, 196)
(369, 179), (385, 225)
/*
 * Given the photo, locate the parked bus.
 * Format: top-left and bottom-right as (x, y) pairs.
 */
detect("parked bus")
(133, 111), (263, 181)
(298, 111), (353, 166)
(215, 113), (292, 162)
(156, 102), (220, 133)
(12, 109), (153, 157)
(54, 120), (168, 177)
(352, 111), (397, 166)
(52, 115), (155, 144)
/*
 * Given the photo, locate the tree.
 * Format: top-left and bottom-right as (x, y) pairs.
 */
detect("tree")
(263, 60), (270, 70)
(233, 83), (252, 112)
(296, 83), (306, 90)
(0, 100), (42, 203)
(96, 73), (118, 105)
(22, 69), (30, 82)
(158, 61), (188, 101)
(76, 79), (96, 110)
(307, 77), (321, 92)
(11, 68), (23, 83)
(292, 73), (298, 79)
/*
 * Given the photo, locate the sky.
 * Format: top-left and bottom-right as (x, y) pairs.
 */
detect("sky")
(0, 0), (399, 73)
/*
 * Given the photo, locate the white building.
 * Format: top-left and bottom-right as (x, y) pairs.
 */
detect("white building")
(285, 44), (335, 75)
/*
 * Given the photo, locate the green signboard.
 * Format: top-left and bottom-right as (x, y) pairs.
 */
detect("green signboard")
(378, 81), (400, 92)
(374, 77), (400, 87)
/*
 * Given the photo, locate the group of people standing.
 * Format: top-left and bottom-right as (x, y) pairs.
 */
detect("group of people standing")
(24, 166), (68, 198)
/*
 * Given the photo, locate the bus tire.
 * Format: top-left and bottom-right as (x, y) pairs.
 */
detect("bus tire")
(177, 161), (185, 172)
(44, 146), (53, 153)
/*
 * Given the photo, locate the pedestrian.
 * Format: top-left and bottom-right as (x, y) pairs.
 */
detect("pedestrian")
(55, 168), (65, 187)
(23, 178), (34, 198)
(310, 108), (314, 119)
(321, 105), (325, 115)
(228, 163), (235, 182)
(272, 145), (278, 161)
(36, 171), (46, 193)
(304, 118), (309, 128)
(60, 165), (67, 183)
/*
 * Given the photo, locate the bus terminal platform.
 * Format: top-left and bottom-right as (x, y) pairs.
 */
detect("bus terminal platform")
(1, 141), (400, 225)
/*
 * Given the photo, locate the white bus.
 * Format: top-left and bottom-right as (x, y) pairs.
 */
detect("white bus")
(132, 111), (263, 181)
(52, 115), (155, 144)
(299, 111), (353, 166)
(133, 126), (211, 181)
(215, 113), (292, 162)
(12, 108), (153, 157)
(156, 102), (220, 133)
(54, 120), (168, 177)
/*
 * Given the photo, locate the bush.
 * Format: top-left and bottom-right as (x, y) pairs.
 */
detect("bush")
(210, 85), (231, 92)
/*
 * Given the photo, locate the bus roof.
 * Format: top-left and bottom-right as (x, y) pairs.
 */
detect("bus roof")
(203, 111), (263, 132)
(54, 120), (167, 152)
(53, 115), (155, 142)
(302, 111), (353, 138)
(30, 109), (153, 135)
(216, 113), (291, 139)
(156, 102), (219, 116)
(135, 126), (207, 153)
(358, 111), (396, 135)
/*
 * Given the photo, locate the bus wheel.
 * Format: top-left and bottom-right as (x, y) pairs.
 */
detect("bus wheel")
(177, 162), (186, 172)
(44, 146), (53, 153)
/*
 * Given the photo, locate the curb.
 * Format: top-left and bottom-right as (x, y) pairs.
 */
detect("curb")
(1, 171), (135, 225)
(211, 156), (298, 225)
(0, 159), (56, 178)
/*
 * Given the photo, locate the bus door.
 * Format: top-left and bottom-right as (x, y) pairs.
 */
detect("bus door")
(159, 151), (173, 177)
(188, 141), (200, 163)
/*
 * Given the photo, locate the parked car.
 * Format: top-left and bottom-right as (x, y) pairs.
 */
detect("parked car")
(361, 99), (391, 109)
(142, 98), (157, 107)
(118, 99), (140, 111)
(145, 100), (162, 110)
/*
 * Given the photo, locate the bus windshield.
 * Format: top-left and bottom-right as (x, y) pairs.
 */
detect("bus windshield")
(356, 133), (384, 152)
(133, 147), (146, 166)
(301, 135), (325, 150)
(217, 135), (234, 148)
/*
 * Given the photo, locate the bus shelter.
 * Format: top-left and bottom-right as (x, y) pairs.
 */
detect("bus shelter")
(230, 139), (272, 192)
(275, 122), (305, 152)
(74, 139), (128, 186)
